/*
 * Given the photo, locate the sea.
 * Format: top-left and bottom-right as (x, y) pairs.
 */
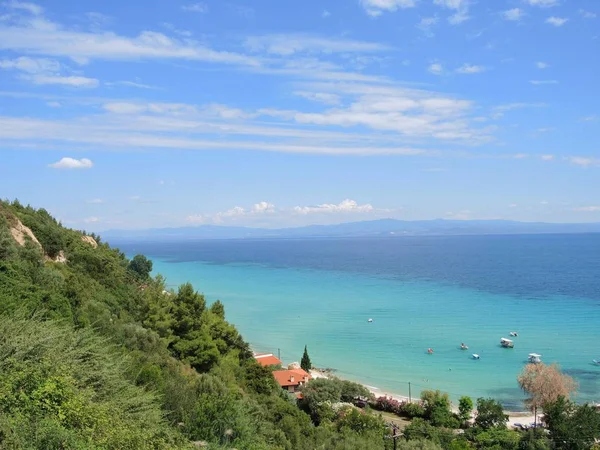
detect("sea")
(113, 234), (600, 410)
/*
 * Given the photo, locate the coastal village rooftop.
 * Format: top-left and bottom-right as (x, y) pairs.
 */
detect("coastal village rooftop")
(254, 353), (282, 367)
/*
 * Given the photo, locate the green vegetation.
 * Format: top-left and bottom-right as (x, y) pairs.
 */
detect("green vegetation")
(300, 345), (312, 372)
(1, 198), (600, 449)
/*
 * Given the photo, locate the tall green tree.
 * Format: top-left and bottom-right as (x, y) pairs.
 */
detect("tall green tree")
(458, 396), (474, 424)
(128, 254), (153, 280)
(543, 397), (600, 450)
(301, 345), (312, 372)
(474, 398), (508, 430)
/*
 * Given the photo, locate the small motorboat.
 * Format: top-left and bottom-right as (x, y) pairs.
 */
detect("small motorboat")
(472, 354), (480, 360)
(460, 343), (469, 350)
(593, 359), (600, 365)
(500, 338), (514, 348)
(510, 332), (519, 337)
(367, 318), (373, 323)
(427, 348), (434, 354)
(528, 353), (542, 364)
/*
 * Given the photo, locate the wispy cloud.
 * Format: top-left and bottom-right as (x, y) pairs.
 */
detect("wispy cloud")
(579, 9), (597, 19)
(428, 63), (443, 75)
(566, 156), (600, 167)
(434, 0), (472, 24)
(541, 154), (554, 161)
(28, 74), (99, 87)
(573, 206), (600, 212)
(244, 34), (389, 56)
(360, 0), (416, 17)
(503, 8), (524, 21)
(3, 0), (43, 15)
(49, 157), (94, 169)
(529, 80), (558, 85)
(87, 198), (105, 204)
(84, 216), (100, 223)
(545, 16), (568, 26)
(322, 10), (330, 18)
(181, 3), (207, 13)
(524, 0), (559, 7)
(416, 16), (438, 37)
(105, 80), (157, 89)
(456, 64), (486, 74)
(536, 61), (549, 69)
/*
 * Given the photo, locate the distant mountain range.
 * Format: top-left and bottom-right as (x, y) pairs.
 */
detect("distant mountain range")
(102, 219), (600, 241)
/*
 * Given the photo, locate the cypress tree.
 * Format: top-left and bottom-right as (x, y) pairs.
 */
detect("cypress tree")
(301, 345), (312, 372)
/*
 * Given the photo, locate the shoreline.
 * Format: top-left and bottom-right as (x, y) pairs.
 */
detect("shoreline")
(309, 367), (538, 426)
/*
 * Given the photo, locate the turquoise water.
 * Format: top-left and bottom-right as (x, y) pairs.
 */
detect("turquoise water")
(148, 255), (600, 409)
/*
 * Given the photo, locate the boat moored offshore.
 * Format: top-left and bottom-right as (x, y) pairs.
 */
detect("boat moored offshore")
(500, 338), (514, 348)
(528, 353), (542, 364)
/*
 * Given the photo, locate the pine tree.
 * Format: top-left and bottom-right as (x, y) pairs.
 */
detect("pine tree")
(301, 345), (312, 372)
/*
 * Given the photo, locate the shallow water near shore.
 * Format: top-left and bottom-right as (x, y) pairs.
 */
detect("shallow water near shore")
(116, 234), (600, 409)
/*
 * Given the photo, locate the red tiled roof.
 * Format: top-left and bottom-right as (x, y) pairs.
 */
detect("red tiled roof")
(254, 354), (282, 367)
(272, 369), (312, 387)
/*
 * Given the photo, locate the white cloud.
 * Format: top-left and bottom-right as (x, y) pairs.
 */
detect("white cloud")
(492, 102), (547, 119)
(360, 0), (416, 16)
(456, 64), (486, 74)
(46, 101), (61, 107)
(545, 16), (568, 26)
(448, 10), (470, 24)
(182, 3), (207, 13)
(84, 216), (99, 223)
(0, 16), (256, 66)
(105, 80), (156, 89)
(513, 153), (528, 159)
(3, 1), (43, 15)
(28, 74), (99, 87)
(322, 10), (330, 18)
(428, 63), (443, 75)
(509, 203), (517, 208)
(536, 61), (549, 69)
(294, 91), (341, 105)
(540, 201), (549, 205)
(293, 199), (375, 215)
(87, 198), (104, 204)
(49, 157), (93, 169)
(503, 8), (524, 21)
(579, 9), (597, 19)
(434, 0), (471, 24)
(529, 80), (558, 85)
(566, 156), (600, 167)
(0, 56), (59, 73)
(574, 206), (600, 212)
(417, 16), (438, 36)
(524, 0), (558, 7)
(252, 201), (276, 213)
(244, 34), (389, 56)
(541, 154), (554, 160)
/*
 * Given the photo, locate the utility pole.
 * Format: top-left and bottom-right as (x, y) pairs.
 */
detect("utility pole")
(408, 382), (412, 403)
(277, 348), (280, 361)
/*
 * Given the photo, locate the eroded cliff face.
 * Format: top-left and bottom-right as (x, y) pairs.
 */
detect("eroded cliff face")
(81, 235), (98, 248)
(9, 218), (42, 248)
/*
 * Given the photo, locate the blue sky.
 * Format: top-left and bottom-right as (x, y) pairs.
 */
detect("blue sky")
(0, 0), (598, 230)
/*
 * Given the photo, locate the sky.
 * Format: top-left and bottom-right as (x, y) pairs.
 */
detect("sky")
(0, 0), (599, 230)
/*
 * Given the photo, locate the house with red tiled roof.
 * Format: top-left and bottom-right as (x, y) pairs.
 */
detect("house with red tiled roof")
(272, 369), (312, 395)
(254, 353), (283, 367)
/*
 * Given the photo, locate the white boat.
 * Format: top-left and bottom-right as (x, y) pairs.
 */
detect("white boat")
(528, 353), (542, 364)
(472, 354), (480, 360)
(367, 318), (373, 323)
(510, 331), (518, 337)
(460, 343), (469, 350)
(500, 338), (514, 348)
(593, 359), (600, 365)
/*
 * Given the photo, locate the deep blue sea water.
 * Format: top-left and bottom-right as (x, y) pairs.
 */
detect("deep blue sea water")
(114, 234), (600, 409)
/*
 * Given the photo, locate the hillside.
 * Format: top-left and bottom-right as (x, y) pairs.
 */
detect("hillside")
(0, 200), (393, 449)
